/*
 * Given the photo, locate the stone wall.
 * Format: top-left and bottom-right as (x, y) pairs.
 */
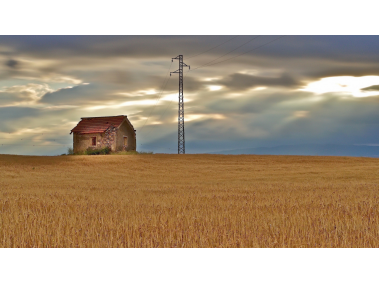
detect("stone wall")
(73, 127), (117, 153)
(101, 126), (117, 151)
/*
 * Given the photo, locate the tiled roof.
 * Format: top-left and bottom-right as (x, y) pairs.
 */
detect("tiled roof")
(70, 115), (129, 134)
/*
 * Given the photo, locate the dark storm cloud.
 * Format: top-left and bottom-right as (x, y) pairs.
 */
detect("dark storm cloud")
(0, 35), (378, 74)
(0, 35), (198, 60)
(2, 35), (379, 90)
(304, 66), (379, 81)
(0, 35), (375, 67)
(214, 73), (300, 91)
(94, 69), (207, 94)
(239, 36), (379, 63)
(5, 59), (18, 68)
(97, 70), (135, 86)
(40, 84), (121, 105)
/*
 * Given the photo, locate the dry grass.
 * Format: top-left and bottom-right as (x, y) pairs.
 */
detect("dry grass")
(1, 153), (379, 248)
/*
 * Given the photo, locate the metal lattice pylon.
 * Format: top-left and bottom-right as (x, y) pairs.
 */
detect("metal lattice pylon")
(170, 55), (190, 154)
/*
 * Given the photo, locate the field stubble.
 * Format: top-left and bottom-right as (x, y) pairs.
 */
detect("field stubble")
(1, 154), (379, 248)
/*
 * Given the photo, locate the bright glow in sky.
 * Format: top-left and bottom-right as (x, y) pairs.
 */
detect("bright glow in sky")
(208, 85), (223, 91)
(11, 127), (50, 135)
(183, 114), (226, 122)
(253, 87), (267, 91)
(301, 76), (379, 97)
(202, 77), (221, 81)
(140, 89), (157, 95)
(293, 110), (309, 118)
(85, 99), (158, 110)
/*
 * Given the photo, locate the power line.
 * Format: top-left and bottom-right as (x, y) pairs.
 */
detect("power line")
(140, 33), (233, 133)
(193, 35), (287, 70)
(189, 35), (261, 71)
(186, 35), (240, 60)
(151, 36), (280, 131)
(163, 36), (287, 151)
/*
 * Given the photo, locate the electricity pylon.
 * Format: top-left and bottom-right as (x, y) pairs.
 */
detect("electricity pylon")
(170, 55), (190, 154)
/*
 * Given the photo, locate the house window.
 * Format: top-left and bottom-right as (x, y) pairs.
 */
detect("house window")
(91, 137), (96, 146)
(123, 137), (128, 147)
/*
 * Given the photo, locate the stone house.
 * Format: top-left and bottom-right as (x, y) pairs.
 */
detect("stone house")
(70, 115), (136, 153)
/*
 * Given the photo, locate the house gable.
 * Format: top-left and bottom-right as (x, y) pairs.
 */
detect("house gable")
(115, 118), (136, 151)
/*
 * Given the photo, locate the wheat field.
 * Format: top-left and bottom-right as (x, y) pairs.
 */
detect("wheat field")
(0, 153), (379, 248)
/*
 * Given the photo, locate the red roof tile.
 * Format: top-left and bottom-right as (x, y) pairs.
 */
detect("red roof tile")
(70, 115), (129, 134)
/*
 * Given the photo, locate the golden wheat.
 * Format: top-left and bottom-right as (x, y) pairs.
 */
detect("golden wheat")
(0, 154), (379, 247)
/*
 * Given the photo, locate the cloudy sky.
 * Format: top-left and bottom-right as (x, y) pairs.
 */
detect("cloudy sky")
(1, 35), (379, 155)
